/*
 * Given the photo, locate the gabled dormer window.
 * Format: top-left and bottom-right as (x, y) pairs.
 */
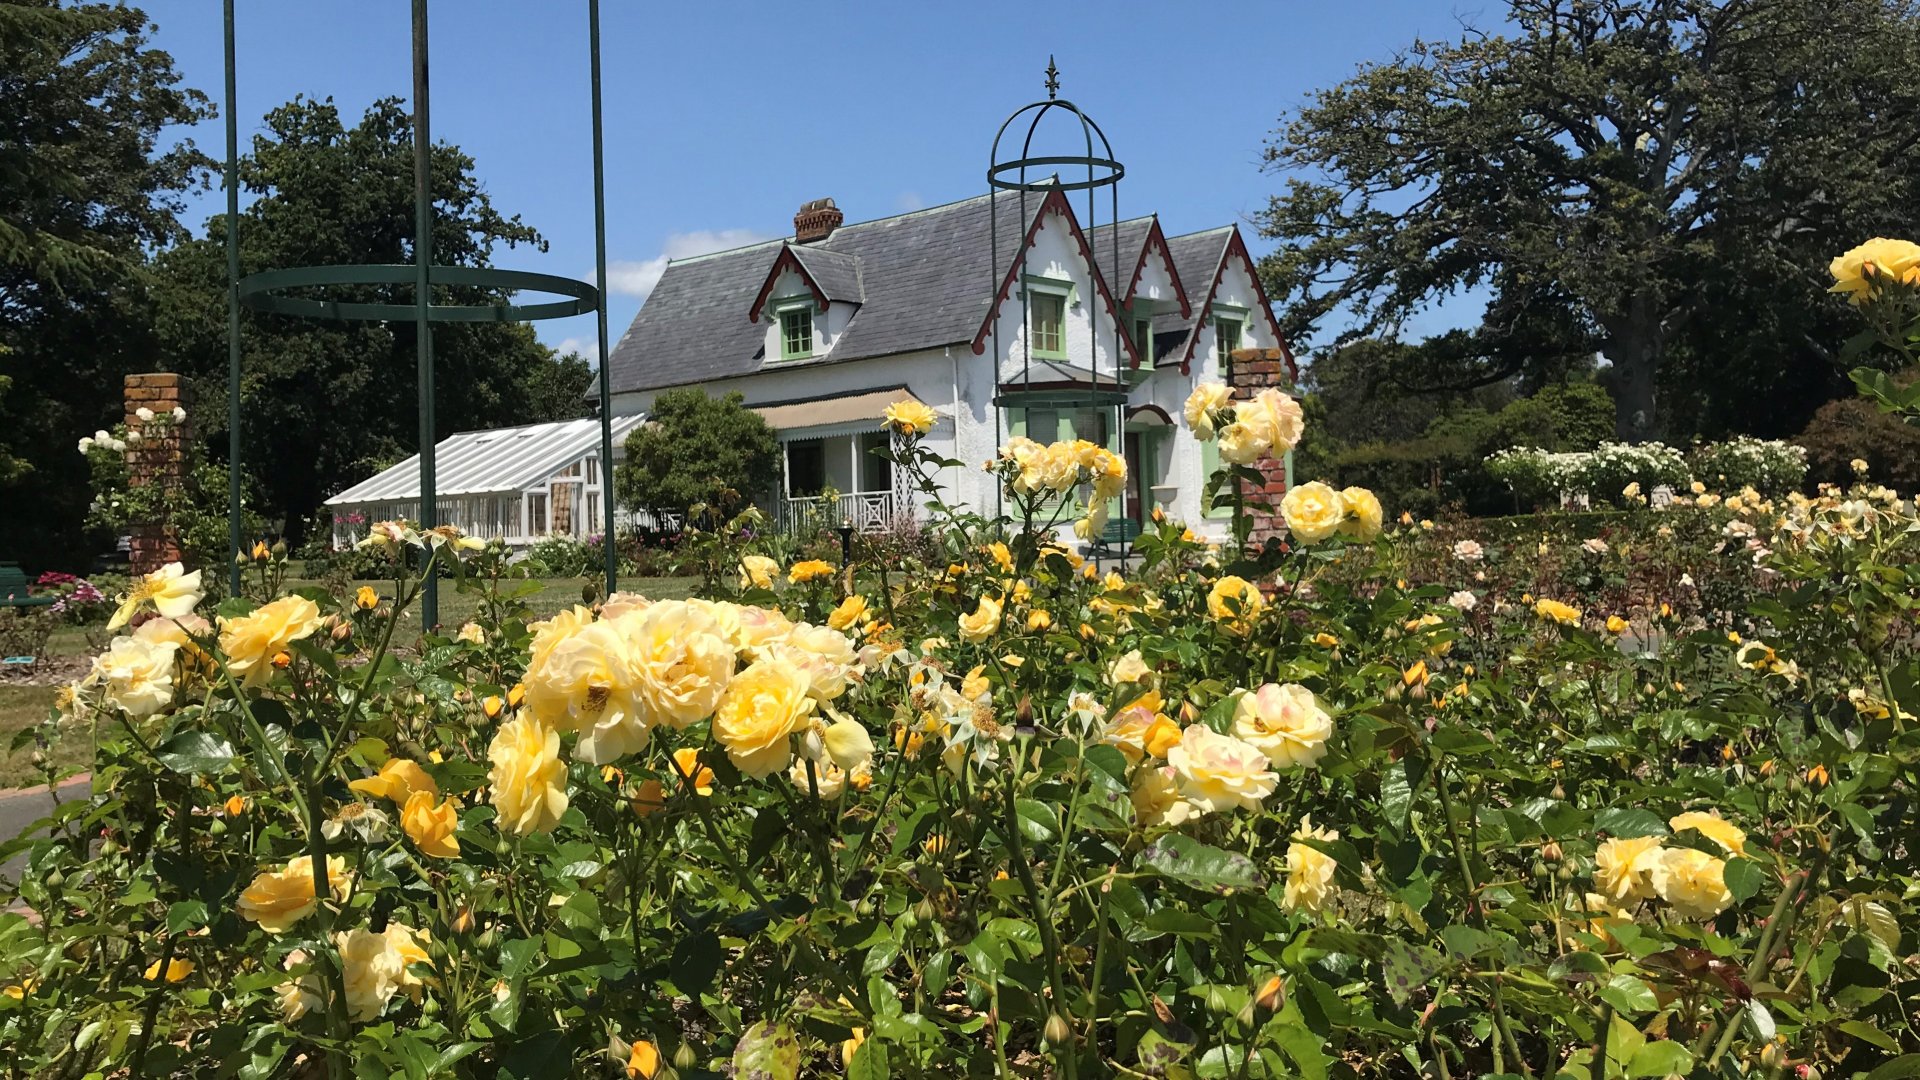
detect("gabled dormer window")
(777, 303), (813, 360)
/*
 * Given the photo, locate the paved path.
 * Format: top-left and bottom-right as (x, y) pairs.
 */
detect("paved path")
(0, 778), (89, 885)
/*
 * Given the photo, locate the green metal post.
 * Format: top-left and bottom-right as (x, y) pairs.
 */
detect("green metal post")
(223, 0), (242, 595)
(589, 0), (617, 600)
(412, 0), (437, 626)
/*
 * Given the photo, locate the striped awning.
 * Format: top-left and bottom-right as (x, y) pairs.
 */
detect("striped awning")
(751, 387), (925, 432)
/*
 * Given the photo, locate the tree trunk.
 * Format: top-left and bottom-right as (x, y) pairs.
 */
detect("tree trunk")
(1603, 297), (1663, 443)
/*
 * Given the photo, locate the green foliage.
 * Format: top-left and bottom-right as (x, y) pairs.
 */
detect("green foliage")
(0, 0), (213, 571)
(153, 96), (586, 547)
(615, 389), (780, 522)
(1258, 0), (1920, 441)
(1797, 395), (1920, 489)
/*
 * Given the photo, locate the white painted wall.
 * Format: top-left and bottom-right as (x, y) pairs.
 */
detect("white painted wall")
(986, 203), (1132, 385)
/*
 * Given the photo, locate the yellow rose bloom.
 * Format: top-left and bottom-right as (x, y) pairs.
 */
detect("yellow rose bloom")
(348, 757), (438, 807)
(107, 560), (204, 631)
(1233, 683), (1334, 768)
(1668, 810), (1746, 857)
(828, 594), (870, 631)
(487, 717), (569, 836)
(788, 559), (835, 584)
(1337, 486), (1383, 542)
(1594, 836), (1664, 902)
(523, 620), (648, 765)
(738, 554), (778, 590)
(671, 747), (715, 795)
(1026, 609), (1052, 632)
(1280, 482), (1347, 545)
(1108, 649), (1151, 685)
(1606, 615), (1628, 634)
(883, 399), (938, 436)
(1167, 724), (1278, 814)
(401, 791), (461, 859)
(1649, 848), (1734, 920)
(1830, 237), (1920, 303)
(1206, 576), (1265, 633)
(621, 599), (736, 730)
(237, 854), (352, 933)
(1130, 764), (1194, 827)
(713, 658), (816, 777)
(627, 1038), (663, 1079)
(354, 585), (379, 611)
(1183, 382), (1234, 439)
(1237, 388), (1306, 454)
(218, 595), (324, 686)
(1283, 817), (1340, 913)
(984, 541), (1016, 573)
(1101, 691), (1173, 763)
(958, 594), (1002, 642)
(144, 957), (194, 983)
(334, 923), (431, 1022)
(1216, 416), (1269, 465)
(1534, 598), (1582, 626)
(89, 634), (179, 718)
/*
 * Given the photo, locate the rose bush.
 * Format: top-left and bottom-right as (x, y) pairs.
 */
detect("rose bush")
(2, 259), (1918, 1078)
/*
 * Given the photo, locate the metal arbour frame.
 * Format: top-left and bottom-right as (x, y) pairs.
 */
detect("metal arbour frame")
(987, 58), (1129, 556)
(221, 0), (622, 625)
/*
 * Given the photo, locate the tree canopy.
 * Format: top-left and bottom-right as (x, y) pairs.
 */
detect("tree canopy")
(0, 0), (212, 569)
(156, 96), (592, 546)
(616, 389), (779, 523)
(1258, 0), (1920, 442)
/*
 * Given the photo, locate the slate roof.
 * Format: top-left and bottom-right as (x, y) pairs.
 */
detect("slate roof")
(1086, 216), (1155, 299)
(788, 246), (865, 304)
(1150, 227), (1233, 365)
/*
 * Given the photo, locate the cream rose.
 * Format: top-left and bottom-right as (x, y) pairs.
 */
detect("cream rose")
(1233, 683), (1334, 768)
(89, 635), (178, 718)
(738, 554), (778, 590)
(1238, 388), (1305, 454)
(1183, 382), (1233, 440)
(487, 717), (569, 835)
(1283, 817), (1340, 912)
(1594, 836), (1664, 902)
(525, 620), (649, 764)
(1649, 847), (1734, 920)
(1130, 764), (1194, 828)
(958, 595), (1002, 642)
(713, 658), (816, 777)
(1338, 486), (1383, 542)
(777, 622), (861, 702)
(1167, 724), (1278, 814)
(1279, 482), (1347, 545)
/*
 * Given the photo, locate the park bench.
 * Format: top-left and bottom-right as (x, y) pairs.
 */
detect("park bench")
(0, 562), (53, 608)
(1083, 517), (1142, 560)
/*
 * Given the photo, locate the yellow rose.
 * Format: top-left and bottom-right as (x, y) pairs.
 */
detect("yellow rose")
(144, 957), (194, 983)
(237, 854), (352, 933)
(883, 399), (937, 436)
(1606, 614), (1629, 635)
(527, 605), (594, 672)
(1282, 817), (1340, 912)
(773, 622), (861, 702)
(1026, 609), (1052, 632)
(107, 560), (203, 631)
(1102, 691), (1175, 763)
(1215, 417), (1269, 465)
(958, 594), (1002, 642)
(1668, 810), (1746, 857)
(712, 658), (816, 777)
(1649, 847), (1734, 920)
(1279, 482), (1347, 544)
(738, 554), (778, 590)
(1237, 388), (1305, 454)
(789, 559), (835, 584)
(1337, 486), (1383, 542)
(354, 585), (379, 611)
(620, 599), (736, 730)
(1829, 236), (1920, 303)
(401, 791), (460, 859)
(828, 594), (870, 631)
(1130, 764), (1194, 827)
(671, 746), (715, 795)
(89, 634), (178, 718)
(525, 620), (649, 765)
(348, 757), (437, 807)
(822, 715), (876, 771)
(1183, 382), (1234, 440)
(985, 541), (1016, 573)
(334, 925), (408, 1022)
(628, 1038), (664, 1079)
(1108, 649), (1151, 685)
(1206, 576), (1265, 633)
(1233, 683), (1334, 768)
(1534, 598), (1582, 626)
(487, 717), (569, 835)
(1167, 724), (1278, 814)
(218, 595), (323, 686)
(1594, 835), (1664, 902)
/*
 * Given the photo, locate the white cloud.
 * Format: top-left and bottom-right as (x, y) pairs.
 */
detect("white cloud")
(605, 228), (775, 300)
(895, 191), (925, 212)
(551, 337), (601, 365)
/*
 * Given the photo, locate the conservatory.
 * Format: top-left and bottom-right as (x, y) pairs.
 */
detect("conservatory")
(325, 415), (646, 549)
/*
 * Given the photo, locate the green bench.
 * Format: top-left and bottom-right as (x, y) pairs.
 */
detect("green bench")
(0, 562), (53, 608)
(1083, 517), (1143, 560)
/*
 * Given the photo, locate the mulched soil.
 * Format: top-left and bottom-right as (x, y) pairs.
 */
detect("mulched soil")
(0, 656), (88, 687)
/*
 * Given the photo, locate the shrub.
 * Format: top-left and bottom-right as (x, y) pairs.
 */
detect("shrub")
(616, 388), (780, 525)
(1796, 395), (1920, 490)
(1689, 436), (1808, 495)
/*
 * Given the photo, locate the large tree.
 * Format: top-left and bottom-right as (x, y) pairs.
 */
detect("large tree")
(156, 96), (590, 546)
(0, 0), (212, 569)
(1258, 0), (1920, 441)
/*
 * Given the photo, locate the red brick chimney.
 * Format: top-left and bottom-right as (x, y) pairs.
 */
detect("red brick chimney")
(794, 197), (843, 244)
(1227, 348), (1295, 548)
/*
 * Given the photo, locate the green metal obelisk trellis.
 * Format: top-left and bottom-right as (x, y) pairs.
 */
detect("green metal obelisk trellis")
(223, 1), (621, 623)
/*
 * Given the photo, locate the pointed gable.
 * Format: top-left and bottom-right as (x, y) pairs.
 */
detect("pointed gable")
(968, 187), (1141, 368)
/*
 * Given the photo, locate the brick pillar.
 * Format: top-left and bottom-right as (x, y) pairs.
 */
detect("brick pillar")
(124, 373), (190, 575)
(1227, 348), (1294, 549)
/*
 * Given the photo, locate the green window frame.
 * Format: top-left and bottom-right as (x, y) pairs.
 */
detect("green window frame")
(1134, 316), (1153, 362)
(777, 304), (813, 360)
(1029, 291), (1067, 359)
(1213, 315), (1243, 372)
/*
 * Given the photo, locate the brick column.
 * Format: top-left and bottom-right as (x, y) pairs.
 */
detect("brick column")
(1227, 348), (1294, 548)
(124, 373), (190, 575)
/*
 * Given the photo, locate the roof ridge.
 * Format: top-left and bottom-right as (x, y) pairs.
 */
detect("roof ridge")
(1162, 224), (1235, 241)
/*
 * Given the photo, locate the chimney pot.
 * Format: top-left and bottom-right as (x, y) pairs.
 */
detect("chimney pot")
(794, 197), (843, 244)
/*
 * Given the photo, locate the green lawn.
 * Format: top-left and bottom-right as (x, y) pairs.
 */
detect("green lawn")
(0, 685), (84, 789)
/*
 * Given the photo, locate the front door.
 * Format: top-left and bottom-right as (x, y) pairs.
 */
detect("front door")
(1124, 432), (1144, 523)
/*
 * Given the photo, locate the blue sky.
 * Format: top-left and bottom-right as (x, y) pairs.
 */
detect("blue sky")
(145, 0), (1493, 360)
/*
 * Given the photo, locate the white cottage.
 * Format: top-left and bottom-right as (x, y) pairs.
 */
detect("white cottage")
(324, 414), (645, 549)
(602, 189), (1297, 539)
